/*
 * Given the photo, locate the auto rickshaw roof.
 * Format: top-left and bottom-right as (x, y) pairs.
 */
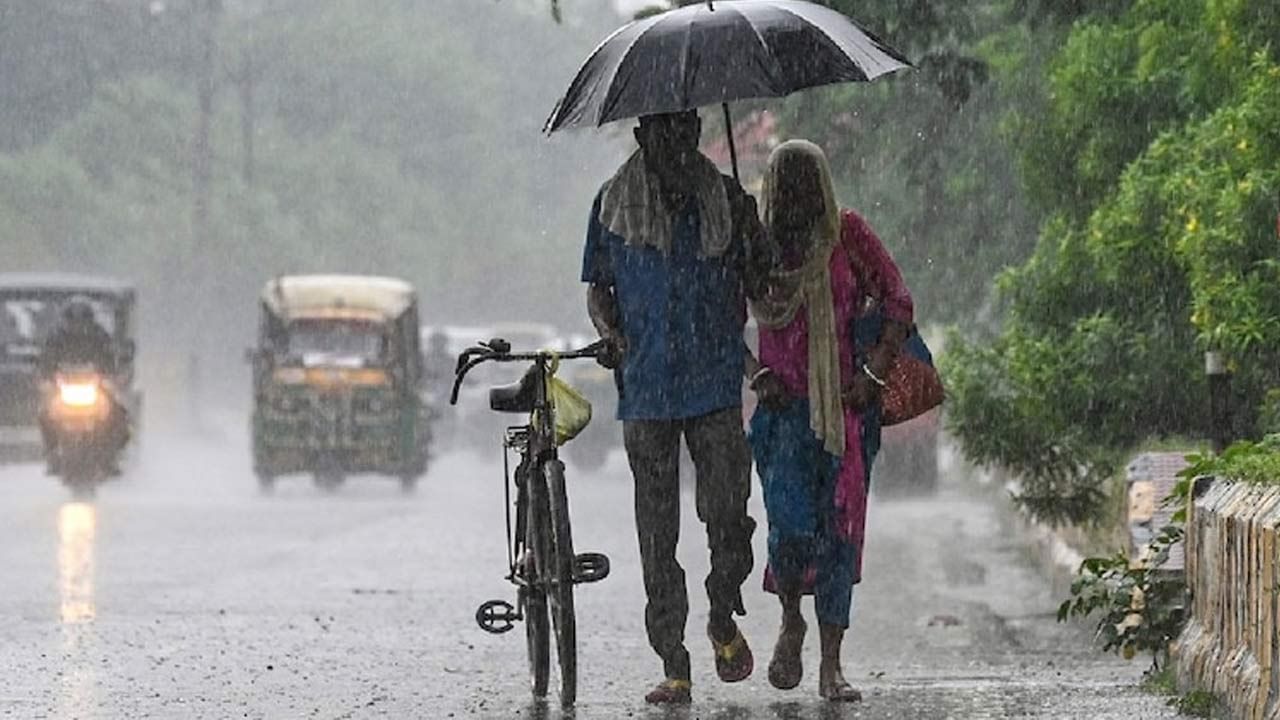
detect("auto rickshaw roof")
(263, 274), (415, 320)
(0, 272), (135, 298)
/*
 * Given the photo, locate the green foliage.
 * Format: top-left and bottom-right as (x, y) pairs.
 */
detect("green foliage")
(1141, 665), (1178, 695)
(945, 1), (1280, 522)
(1180, 435), (1280, 487)
(1172, 689), (1215, 718)
(1142, 666), (1217, 718)
(1058, 523), (1185, 669)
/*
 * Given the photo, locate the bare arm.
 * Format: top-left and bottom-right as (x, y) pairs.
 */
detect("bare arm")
(744, 344), (763, 379)
(587, 284), (621, 341)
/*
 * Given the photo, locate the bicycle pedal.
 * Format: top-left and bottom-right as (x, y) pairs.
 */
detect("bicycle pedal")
(475, 599), (518, 634)
(572, 552), (610, 584)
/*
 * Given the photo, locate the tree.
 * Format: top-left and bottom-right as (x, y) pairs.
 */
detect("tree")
(943, 0), (1280, 523)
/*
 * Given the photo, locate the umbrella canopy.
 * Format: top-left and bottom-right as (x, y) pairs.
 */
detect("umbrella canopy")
(544, 0), (910, 133)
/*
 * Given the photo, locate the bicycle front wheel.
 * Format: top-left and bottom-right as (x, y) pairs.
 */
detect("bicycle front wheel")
(524, 478), (552, 698)
(545, 459), (577, 707)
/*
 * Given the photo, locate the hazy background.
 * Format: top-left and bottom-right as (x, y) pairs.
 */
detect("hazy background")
(0, 0), (636, 413)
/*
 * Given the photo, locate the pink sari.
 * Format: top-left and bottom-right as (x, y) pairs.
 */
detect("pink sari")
(757, 209), (913, 583)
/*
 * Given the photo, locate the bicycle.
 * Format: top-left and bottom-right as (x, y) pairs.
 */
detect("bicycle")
(450, 337), (611, 707)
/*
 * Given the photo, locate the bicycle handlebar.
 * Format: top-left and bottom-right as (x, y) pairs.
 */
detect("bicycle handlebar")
(449, 338), (608, 406)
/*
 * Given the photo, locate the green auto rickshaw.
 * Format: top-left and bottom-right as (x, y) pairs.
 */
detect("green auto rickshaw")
(247, 274), (430, 492)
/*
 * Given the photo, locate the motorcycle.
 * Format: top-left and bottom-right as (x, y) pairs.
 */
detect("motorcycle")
(43, 364), (121, 497)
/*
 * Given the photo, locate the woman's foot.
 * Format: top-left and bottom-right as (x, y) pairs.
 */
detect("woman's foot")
(767, 617), (807, 690)
(644, 678), (692, 705)
(818, 623), (861, 702)
(819, 678), (862, 702)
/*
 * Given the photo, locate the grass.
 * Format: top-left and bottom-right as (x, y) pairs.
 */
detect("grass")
(1140, 667), (1215, 718)
(1171, 690), (1214, 718)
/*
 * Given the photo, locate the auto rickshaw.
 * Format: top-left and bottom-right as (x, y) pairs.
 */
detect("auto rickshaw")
(248, 274), (430, 491)
(0, 273), (139, 463)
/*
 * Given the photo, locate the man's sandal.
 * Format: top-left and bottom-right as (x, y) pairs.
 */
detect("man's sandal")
(644, 678), (692, 705)
(767, 619), (807, 690)
(709, 626), (754, 683)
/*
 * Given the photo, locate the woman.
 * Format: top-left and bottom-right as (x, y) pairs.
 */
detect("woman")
(746, 140), (913, 702)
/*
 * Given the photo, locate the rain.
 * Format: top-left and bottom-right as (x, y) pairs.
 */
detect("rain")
(2, 0), (1279, 718)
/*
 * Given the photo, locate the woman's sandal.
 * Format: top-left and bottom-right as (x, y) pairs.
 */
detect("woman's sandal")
(819, 679), (863, 703)
(767, 619), (807, 690)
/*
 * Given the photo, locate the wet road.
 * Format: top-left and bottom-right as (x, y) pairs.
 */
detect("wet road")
(0, 428), (1177, 719)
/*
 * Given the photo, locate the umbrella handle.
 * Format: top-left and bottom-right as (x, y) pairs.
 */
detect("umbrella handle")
(722, 103), (740, 183)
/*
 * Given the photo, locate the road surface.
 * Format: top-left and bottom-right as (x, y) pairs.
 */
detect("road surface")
(0, 428), (1179, 719)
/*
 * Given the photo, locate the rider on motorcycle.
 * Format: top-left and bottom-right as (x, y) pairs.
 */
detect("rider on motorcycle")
(39, 298), (129, 474)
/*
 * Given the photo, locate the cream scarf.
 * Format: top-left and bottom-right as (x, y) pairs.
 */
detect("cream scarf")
(749, 140), (846, 457)
(598, 150), (732, 258)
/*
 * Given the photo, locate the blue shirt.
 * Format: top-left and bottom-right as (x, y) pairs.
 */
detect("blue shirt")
(581, 189), (746, 421)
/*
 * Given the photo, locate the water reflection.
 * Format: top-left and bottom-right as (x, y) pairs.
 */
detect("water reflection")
(57, 500), (99, 716)
(58, 501), (97, 624)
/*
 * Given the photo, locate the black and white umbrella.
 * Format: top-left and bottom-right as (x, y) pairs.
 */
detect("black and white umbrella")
(544, 0), (911, 177)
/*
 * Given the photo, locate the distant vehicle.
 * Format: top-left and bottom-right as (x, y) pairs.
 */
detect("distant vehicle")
(247, 274), (430, 492)
(462, 322), (561, 452)
(421, 324), (493, 452)
(0, 274), (139, 465)
(42, 364), (121, 497)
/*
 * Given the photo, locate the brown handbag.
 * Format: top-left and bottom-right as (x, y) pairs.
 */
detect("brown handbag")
(879, 348), (944, 426)
(840, 214), (944, 426)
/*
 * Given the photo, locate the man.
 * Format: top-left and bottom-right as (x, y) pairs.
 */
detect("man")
(39, 298), (127, 473)
(581, 110), (775, 704)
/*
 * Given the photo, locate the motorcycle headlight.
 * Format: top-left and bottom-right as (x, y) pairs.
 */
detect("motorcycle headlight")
(58, 382), (100, 408)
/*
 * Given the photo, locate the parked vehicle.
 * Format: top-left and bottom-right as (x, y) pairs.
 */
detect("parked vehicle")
(247, 275), (429, 492)
(0, 274), (138, 465)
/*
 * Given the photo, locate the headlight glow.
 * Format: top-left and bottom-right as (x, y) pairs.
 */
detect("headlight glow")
(58, 382), (100, 408)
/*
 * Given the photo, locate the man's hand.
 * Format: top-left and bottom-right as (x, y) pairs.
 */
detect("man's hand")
(597, 331), (626, 370)
(752, 370), (791, 411)
(842, 372), (881, 412)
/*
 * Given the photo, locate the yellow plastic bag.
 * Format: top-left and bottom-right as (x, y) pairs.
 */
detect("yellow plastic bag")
(542, 354), (592, 446)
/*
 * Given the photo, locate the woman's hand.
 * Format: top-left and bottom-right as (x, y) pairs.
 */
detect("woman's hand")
(841, 373), (881, 412)
(752, 369), (791, 411)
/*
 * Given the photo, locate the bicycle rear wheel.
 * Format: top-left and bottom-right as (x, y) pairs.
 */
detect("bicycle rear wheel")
(545, 459), (577, 707)
(524, 479), (552, 698)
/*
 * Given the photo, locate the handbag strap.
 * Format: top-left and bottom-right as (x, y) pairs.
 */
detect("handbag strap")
(838, 212), (879, 315)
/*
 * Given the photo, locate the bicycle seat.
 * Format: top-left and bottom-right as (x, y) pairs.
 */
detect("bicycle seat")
(489, 366), (538, 413)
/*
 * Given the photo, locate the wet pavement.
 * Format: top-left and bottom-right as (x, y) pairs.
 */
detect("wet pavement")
(0, 428), (1179, 719)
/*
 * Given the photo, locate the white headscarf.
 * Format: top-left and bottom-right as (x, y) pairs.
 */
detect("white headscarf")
(598, 149), (732, 258)
(749, 139), (845, 457)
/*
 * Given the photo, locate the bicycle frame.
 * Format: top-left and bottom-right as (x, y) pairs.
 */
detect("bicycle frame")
(453, 338), (609, 707)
